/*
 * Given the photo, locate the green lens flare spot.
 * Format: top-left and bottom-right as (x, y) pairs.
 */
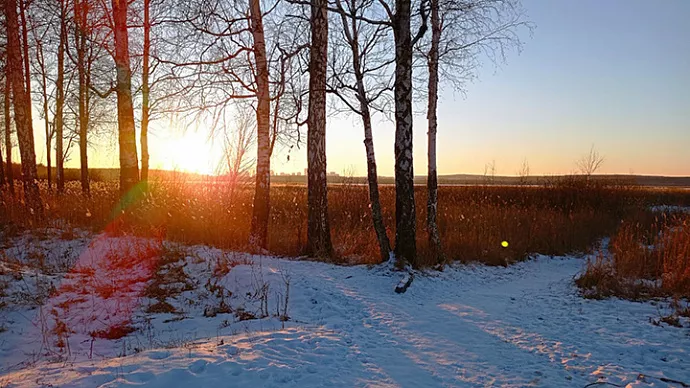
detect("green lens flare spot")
(501, 241), (509, 248)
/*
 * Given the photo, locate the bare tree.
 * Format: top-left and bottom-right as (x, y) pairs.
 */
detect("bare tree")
(4, 74), (14, 192)
(516, 157), (529, 185)
(73, 0), (90, 194)
(306, 0), (333, 258)
(55, 0), (67, 192)
(31, 15), (55, 190)
(420, 0), (529, 264)
(112, 0), (140, 194)
(391, 0), (428, 266)
(425, 0), (442, 262)
(577, 144), (604, 177)
(153, 0), (307, 250)
(483, 159), (496, 185)
(219, 111), (255, 199)
(19, 0), (33, 127)
(140, 0), (151, 181)
(318, 0), (428, 265)
(4, 0), (43, 215)
(247, 0), (272, 250)
(0, 74), (5, 187)
(329, 0), (394, 262)
(67, 0), (114, 195)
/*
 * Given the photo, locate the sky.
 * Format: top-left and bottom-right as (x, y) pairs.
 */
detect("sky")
(29, 0), (690, 177)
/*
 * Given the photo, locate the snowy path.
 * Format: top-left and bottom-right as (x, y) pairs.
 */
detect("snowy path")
(1, 247), (689, 387)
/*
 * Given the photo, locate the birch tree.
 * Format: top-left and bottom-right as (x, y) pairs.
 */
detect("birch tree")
(73, 0), (90, 194)
(55, 0), (67, 192)
(306, 0), (333, 258)
(4, 0), (43, 215)
(0, 68), (5, 187)
(420, 0), (528, 263)
(329, 0), (394, 262)
(140, 0), (151, 181)
(154, 0), (306, 250)
(30, 9), (55, 190)
(4, 73), (13, 192)
(112, 0), (140, 193)
(391, 0), (428, 266)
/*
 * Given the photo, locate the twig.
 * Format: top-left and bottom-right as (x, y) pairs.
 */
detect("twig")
(583, 382), (623, 388)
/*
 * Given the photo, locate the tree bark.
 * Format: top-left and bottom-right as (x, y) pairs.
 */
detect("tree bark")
(4, 76), (14, 193)
(426, 0), (443, 264)
(55, 0), (66, 193)
(19, 0), (32, 124)
(5, 0), (43, 215)
(248, 0), (271, 250)
(112, 0), (140, 194)
(0, 90), (4, 185)
(141, 0), (150, 182)
(306, 0), (333, 259)
(338, 2), (391, 263)
(35, 38), (52, 190)
(74, 0), (90, 195)
(392, 0), (417, 266)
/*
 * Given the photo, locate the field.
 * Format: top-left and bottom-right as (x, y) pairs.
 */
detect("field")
(3, 177), (689, 264)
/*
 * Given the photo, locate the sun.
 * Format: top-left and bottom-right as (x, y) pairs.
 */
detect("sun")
(151, 129), (222, 175)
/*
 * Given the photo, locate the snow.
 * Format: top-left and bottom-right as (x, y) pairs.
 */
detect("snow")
(1, 230), (689, 387)
(650, 205), (690, 214)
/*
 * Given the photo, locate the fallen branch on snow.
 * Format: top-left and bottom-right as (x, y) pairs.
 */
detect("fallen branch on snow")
(395, 273), (413, 294)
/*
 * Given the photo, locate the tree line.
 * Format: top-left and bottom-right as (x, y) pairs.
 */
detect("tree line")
(0, 0), (529, 266)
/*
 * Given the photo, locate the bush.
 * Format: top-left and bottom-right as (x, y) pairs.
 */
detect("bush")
(576, 211), (690, 299)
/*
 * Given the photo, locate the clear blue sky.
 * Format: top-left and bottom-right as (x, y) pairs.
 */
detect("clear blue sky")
(42, 0), (689, 176)
(276, 0), (690, 177)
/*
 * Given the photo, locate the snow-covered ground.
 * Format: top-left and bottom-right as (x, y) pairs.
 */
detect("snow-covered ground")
(0, 230), (688, 387)
(650, 205), (690, 214)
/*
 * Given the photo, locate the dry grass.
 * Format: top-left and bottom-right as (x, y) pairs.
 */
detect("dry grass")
(576, 211), (690, 300)
(1, 177), (689, 267)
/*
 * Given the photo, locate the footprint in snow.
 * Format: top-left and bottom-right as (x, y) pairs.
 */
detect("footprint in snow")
(148, 350), (172, 360)
(188, 359), (207, 374)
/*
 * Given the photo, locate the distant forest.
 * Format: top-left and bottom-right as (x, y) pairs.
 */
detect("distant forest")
(24, 163), (690, 187)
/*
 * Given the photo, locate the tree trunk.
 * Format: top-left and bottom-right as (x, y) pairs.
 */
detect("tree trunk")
(248, 0), (271, 250)
(0, 91), (4, 185)
(140, 0), (150, 182)
(4, 76), (14, 193)
(112, 0), (140, 194)
(19, 0), (32, 125)
(5, 0), (43, 215)
(341, 5), (391, 263)
(75, 0), (90, 195)
(55, 0), (66, 193)
(426, 0), (443, 264)
(392, 0), (417, 266)
(306, 0), (333, 259)
(36, 39), (52, 190)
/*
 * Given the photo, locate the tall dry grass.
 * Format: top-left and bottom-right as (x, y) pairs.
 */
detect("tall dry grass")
(1, 176), (689, 267)
(577, 211), (690, 299)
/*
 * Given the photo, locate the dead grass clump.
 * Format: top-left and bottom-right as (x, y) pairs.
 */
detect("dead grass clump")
(203, 301), (232, 318)
(575, 253), (658, 300)
(235, 307), (256, 321)
(576, 211), (690, 300)
(90, 323), (136, 340)
(146, 300), (178, 314)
